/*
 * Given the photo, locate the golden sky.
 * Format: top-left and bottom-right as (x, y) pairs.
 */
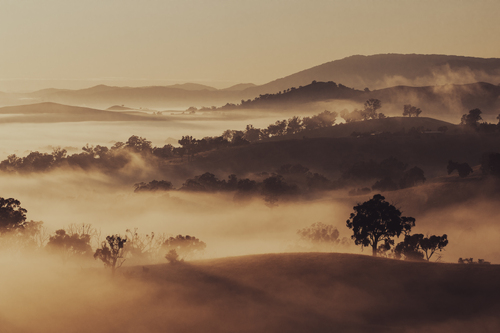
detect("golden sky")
(1, 0), (499, 91)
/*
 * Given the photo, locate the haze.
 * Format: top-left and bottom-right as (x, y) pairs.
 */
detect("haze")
(1, 0), (500, 91)
(1, 1), (500, 332)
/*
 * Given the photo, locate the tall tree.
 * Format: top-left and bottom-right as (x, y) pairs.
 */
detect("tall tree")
(346, 194), (415, 256)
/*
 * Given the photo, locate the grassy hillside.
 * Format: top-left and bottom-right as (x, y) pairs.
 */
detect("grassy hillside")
(113, 252), (500, 333)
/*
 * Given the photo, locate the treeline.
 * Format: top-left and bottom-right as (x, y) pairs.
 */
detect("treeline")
(0, 197), (206, 273)
(134, 159), (427, 204)
(134, 164), (334, 206)
(0, 109), (340, 173)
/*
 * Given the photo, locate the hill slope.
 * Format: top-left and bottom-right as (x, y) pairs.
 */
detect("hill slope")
(243, 53), (500, 95)
(114, 252), (500, 333)
(0, 102), (150, 122)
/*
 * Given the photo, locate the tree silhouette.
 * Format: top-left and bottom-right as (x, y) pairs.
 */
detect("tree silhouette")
(460, 108), (482, 127)
(420, 234), (448, 260)
(0, 197), (27, 233)
(297, 222), (340, 244)
(46, 229), (93, 263)
(94, 235), (127, 275)
(395, 234), (448, 261)
(447, 160), (473, 178)
(394, 234), (425, 260)
(346, 194), (415, 256)
(363, 99), (382, 120)
(403, 104), (422, 117)
(161, 235), (206, 261)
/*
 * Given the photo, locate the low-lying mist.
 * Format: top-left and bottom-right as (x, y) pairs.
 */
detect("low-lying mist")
(1, 169), (499, 264)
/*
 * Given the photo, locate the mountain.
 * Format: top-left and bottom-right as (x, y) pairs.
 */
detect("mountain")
(241, 54), (500, 96)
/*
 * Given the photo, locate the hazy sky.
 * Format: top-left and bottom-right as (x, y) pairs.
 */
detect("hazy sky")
(1, 0), (500, 91)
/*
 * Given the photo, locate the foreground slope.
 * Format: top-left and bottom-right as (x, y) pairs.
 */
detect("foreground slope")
(5, 253), (498, 333)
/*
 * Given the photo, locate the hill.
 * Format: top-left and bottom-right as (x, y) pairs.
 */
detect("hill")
(177, 123), (497, 181)
(0, 102), (151, 123)
(106, 105), (137, 111)
(242, 53), (500, 96)
(232, 81), (500, 120)
(112, 252), (500, 333)
(266, 117), (455, 141)
(222, 83), (257, 91)
(166, 83), (218, 91)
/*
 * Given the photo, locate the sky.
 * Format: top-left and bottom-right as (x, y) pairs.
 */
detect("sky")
(1, 0), (500, 91)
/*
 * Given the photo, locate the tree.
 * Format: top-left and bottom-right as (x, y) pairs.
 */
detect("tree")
(447, 160), (473, 178)
(460, 108), (482, 127)
(346, 194), (415, 256)
(94, 235), (127, 275)
(297, 222), (340, 244)
(46, 229), (93, 263)
(403, 104), (422, 117)
(161, 235), (206, 261)
(394, 234), (448, 261)
(394, 234), (425, 260)
(0, 197), (27, 233)
(363, 99), (382, 120)
(420, 234), (448, 260)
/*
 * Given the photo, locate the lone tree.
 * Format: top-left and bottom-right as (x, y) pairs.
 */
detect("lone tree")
(94, 235), (127, 275)
(346, 194), (415, 256)
(0, 197), (27, 233)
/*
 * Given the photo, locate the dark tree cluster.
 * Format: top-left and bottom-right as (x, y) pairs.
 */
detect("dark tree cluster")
(447, 160), (473, 178)
(161, 235), (206, 263)
(342, 157), (426, 192)
(402, 104), (422, 117)
(340, 99), (385, 122)
(394, 234), (448, 261)
(346, 194), (449, 260)
(459, 108), (500, 134)
(134, 164), (336, 205)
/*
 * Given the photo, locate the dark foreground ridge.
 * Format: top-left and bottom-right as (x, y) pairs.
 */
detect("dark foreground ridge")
(118, 252), (500, 333)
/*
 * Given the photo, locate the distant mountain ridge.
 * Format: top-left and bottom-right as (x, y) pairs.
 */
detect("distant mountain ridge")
(243, 54), (500, 96)
(1, 54), (500, 112)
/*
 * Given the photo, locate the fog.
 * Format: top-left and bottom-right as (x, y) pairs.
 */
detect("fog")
(1, 104), (500, 332)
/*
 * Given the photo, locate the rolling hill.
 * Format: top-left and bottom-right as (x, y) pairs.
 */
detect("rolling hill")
(0, 102), (152, 123)
(112, 253), (499, 333)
